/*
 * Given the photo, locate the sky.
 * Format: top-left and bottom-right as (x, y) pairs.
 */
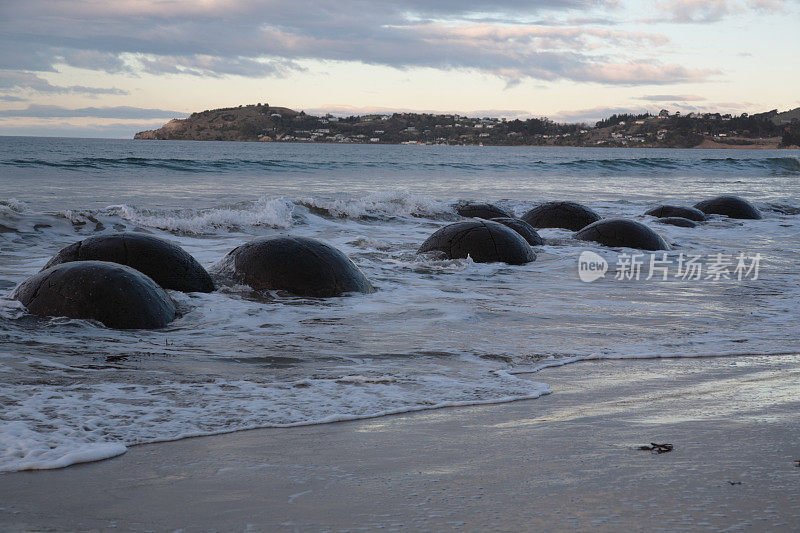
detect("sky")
(0, 0), (798, 138)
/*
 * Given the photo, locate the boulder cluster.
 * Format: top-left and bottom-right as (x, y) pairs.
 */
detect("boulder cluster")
(11, 195), (762, 330)
(419, 196), (761, 260)
(13, 232), (372, 329)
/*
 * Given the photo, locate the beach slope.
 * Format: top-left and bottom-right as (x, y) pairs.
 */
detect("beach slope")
(1, 354), (799, 531)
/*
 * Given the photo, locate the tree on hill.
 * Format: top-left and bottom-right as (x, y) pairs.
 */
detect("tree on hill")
(595, 113), (651, 128)
(780, 123), (800, 147)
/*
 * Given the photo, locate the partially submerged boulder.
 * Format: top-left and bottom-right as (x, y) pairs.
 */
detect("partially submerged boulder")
(418, 220), (536, 265)
(575, 218), (669, 251)
(521, 201), (601, 231)
(644, 205), (707, 222)
(457, 202), (513, 220)
(490, 217), (544, 246)
(223, 236), (374, 297)
(656, 217), (698, 228)
(43, 232), (214, 293)
(13, 261), (176, 329)
(694, 196), (762, 219)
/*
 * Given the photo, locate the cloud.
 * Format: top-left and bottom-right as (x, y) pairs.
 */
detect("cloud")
(0, 95), (27, 102)
(0, 1), (711, 86)
(53, 50), (130, 73)
(550, 106), (650, 123)
(134, 55), (303, 78)
(2, 1), (605, 21)
(0, 71), (128, 96)
(638, 94), (707, 101)
(0, 105), (188, 119)
(303, 104), (536, 119)
(564, 62), (713, 85)
(648, 0), (788, 22)
(0, 119), (170, 139)
(656, 0), (736, 22)
(746, 0), (789, 12)
(552, 99), (763, 122)
(246, 22), (705, 84)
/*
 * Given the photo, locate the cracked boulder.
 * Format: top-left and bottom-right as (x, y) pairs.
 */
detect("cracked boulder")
(490, 217), (544, 246)
(222, 236), (374, 297)
(694, 196), (762, 219)
(575, 218), (669, 251)
(656, 217), (698, 228)
(456, 202), (513, 220)
(43, 232), (214, 293)
(521, 201), (601, 231)
(13, 261), (176, 329)
(644, 204), (707, 221)
(418, 220), (536, 265)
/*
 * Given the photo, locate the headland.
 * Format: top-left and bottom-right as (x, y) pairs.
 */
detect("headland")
(135, 104), (800, 148)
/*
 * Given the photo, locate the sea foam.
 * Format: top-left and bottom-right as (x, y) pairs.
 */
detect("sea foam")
(0, 357), (549, 472)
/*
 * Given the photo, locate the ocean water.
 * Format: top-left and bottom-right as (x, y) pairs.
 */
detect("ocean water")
(1, 136), (799, 472)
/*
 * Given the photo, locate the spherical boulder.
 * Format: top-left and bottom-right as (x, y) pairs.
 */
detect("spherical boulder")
(13, 261), (176, 329)
(644, 204), (707, 222)
(693, 196), (762, 219)
(457, 202), (513, 220)
(521, 201), (601, 231)
(418, 220), (535, 265)
(656, 217), (698, 228)
(490, 217), (544, 246)
(223, 236), (374, 297)
(575, 218), (669, 251)
(43, 232), (214, 293)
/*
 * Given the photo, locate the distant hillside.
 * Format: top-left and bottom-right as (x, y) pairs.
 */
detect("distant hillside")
(135, 104), (300, 141)
(135, 104), (800, 148)
(772, 107), (800, 125)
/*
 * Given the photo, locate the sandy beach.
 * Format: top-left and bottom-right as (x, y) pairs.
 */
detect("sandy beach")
(2, 354), (798, 532)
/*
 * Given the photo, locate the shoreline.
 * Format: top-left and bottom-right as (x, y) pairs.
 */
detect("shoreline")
(131, 138), (798, 149)
(2, 353), (798, 531)
(2, 134), (798, 148)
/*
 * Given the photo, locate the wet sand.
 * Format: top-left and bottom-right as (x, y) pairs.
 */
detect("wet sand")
(1, 354), (799, 531)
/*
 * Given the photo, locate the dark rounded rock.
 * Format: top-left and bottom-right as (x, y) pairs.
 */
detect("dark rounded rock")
(224, 236), (374, 297)
(693, 196), (762, 219)
(490, 217), (544, 246)
(521, 201), (601, 231)
(418, 220), (535, 265)
(575, 218), (669, 251)
(456, 203), (513, 220)
(43, 232), (214, 293)
(13, 261), (176, 329)
(644, 204), (707, 221)
(656, 217), (698, 228)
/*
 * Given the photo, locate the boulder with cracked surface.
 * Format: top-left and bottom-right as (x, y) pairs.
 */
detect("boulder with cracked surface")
(521, 201), (601, 231)
(418, 220), (536, 265)
(456, 202), (514, 220)
(694, 196), (762, 219)
(221, 236), (374, 297)
(575, 218), (669, 251)
(490, 217), (544, 246)
(14, 261), (176, 329)
(644, 204), (707, 221)
(43, 232), (214, 293)
(655, 217), (698, 228)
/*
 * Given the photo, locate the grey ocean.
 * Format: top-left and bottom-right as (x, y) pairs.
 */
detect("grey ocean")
(2, 137), (799, 471)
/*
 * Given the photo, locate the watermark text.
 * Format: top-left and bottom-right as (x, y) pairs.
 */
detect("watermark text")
(578, 251), (762, 282)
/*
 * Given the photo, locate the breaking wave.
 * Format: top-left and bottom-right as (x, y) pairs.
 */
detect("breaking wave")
(0, 191), (463, 236)
(3, 155), (799, 175)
